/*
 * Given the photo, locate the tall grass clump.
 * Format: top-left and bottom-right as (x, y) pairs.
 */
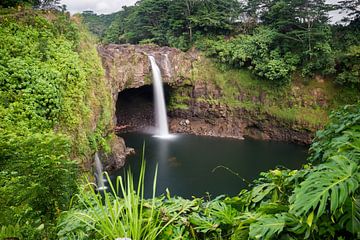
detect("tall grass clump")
(58, 149), (187, 240)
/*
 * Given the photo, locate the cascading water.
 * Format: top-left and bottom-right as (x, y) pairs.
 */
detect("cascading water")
(163, 53), (172, 78)
(94, 152), (107, 190)
(148, 55), (171, 137)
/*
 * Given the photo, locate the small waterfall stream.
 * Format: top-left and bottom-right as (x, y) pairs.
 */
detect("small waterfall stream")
(163, 53), (172, 78)
(148, 55), (171, 138)
(94, 152), (107, 190)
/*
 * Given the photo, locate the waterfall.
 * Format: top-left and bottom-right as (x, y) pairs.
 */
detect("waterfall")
(94, 152), (107, 190)
(163, 53), (172, 78)
(148, 55), (170, 137)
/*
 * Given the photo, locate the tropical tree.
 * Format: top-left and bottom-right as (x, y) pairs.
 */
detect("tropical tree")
(0, 0), (60, 8)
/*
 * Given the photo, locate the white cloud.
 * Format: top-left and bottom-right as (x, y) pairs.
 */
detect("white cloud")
(60, 0), (137, 14)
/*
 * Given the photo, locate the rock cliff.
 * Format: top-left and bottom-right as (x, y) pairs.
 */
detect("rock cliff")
(98, 44), (316, 150)
(98, 44), (195, 93)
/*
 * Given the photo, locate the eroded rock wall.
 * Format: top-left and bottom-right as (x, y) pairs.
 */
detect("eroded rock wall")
(98, 44), (195, 93)
(98, 44), (315, 148)
(168, 81), (314, 144)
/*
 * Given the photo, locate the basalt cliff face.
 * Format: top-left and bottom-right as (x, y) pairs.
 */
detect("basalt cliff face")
(98, 44), (195, 95)
(167, 81), (314, 144)
(98, 44), (316, 147)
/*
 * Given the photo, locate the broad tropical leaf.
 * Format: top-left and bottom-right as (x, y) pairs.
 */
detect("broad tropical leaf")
(231, 212), (259, 240)
(290, 156), (360, 218)
(251, 183), (276, 203)
(338, 194), (360, 234)
(189, 213), (219, 233)
(257, 203), (289, 215)
(208, 201), (239, 225)
(249, 213), (286, 239)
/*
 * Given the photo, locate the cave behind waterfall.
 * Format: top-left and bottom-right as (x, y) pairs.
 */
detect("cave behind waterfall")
(116, 84), (172, 132)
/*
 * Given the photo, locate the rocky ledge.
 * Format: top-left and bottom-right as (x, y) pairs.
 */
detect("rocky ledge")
(169, 111), (313, 145)
(97, 44), (196, 93)
(168, 80), (315, 144)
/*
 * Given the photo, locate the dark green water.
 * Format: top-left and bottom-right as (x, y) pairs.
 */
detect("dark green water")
(112, 133), (308, 198)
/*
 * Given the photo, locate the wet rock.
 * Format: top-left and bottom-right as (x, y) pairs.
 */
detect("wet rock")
(125, 147), (135, 156)
(104, 137), (128, 171)
(169, 101), (315, 144)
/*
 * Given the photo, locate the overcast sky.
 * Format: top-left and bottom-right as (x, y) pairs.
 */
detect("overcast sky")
(60, 0), (137, 14)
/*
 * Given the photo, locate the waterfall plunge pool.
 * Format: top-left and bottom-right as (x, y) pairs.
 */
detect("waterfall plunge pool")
(110, 132), (308, 198)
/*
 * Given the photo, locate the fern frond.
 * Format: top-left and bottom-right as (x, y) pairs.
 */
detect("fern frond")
(290, 156), (360, 218)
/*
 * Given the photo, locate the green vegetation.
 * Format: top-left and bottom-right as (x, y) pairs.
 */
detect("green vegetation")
(1, 1), (359, 239)
(168, 86), (191, 111)
(58, 103), (360, 239)
(0, 0), (60, 9)
(83, 0), (359, 87)
(82, 0), (242, 50)
(80, 11), (118, 40)
(58, 156), (188, 239)
(197, 28), (295, 85)
(0, 9), (113, 238)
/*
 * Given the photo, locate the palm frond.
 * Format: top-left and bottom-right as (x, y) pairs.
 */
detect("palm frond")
(189, 212), (219, 233)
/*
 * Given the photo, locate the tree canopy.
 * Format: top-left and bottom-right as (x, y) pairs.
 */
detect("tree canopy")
(0, 0), (59, 8)
(81, 0), (359, 87)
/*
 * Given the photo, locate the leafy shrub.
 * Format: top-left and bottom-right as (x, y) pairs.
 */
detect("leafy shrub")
(0, 10), (112, 238)
(335, 45), (360, 88)
(198, 28), (297, 85)
(309, 103), (360, 164)
(0, 132), (78, 238)
(302, 41), (336, 77)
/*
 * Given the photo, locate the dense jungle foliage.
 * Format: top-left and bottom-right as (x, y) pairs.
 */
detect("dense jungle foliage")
(0, 9), (113, 239)
(83, 0), (359, 87)
(0, 0), (61, 9)
(0, 1), (359, 239)
(58, 103), (360, 239)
